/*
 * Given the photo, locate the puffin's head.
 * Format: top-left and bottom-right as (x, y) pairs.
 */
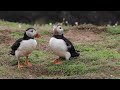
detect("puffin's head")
(53, 24), (63, 35)
(25, 28), (40, 38)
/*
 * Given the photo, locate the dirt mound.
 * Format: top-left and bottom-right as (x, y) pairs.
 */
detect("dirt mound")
(65, 30), (103, 43)
(64, 24), (106, 43)
(0, 35), (11, 44)
(72, 24), (107, 33)
(0, 34), (13, 44)
(0, 30), (14, 44)
(0, 29), (12, 34)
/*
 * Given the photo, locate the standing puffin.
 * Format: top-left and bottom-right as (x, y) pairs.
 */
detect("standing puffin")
(10, 28), (40, 68)
(49, 24), (80, 64)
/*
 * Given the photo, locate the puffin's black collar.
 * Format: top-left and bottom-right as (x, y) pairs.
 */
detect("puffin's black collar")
(23, 32), (34, 40)
(53, 34), (63, 39)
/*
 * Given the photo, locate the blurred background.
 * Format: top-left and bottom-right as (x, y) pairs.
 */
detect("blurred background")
(0, 11), (120, 25)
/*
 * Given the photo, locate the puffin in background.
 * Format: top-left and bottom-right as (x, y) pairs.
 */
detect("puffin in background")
(10, 28), (40, 68)
(49, 23), (80, 64)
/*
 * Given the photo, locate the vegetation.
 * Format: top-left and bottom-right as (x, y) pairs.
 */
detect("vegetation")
(0, 20), (120, 79)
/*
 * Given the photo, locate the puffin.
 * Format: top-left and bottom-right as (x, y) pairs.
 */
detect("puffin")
(49, 23), (80, 64)
(10, 28), (40, 68)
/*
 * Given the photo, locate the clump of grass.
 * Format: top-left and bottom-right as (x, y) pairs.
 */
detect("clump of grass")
(10, 31), (23, 39)
(47, 62), (87, 76)
(87, 65), (102, 73)
(75, 43), (120, 64)
(28, 51), (55, 64)
(0, 20), (31, 29)
(107, 26), (120, 34)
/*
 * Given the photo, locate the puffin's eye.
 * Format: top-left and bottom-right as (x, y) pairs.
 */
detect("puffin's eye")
(30, 30), (33, 32)
(59, 27), (61, 29)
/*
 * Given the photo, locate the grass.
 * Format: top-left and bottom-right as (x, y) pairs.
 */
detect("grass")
(0, 20), (31, 29)
(10, 31), (24, 39)
(0, 20), (120, 79)
(107, 25), (120, 34)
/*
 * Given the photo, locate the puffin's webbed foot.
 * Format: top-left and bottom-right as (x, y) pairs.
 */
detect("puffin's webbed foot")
(51, 57), (59, 63)
(54, 61), (64, 65)
(24, 56), (32, 67)
(18, 57), (25, 68)
(18, 64), (24, 68)
(51, 57), (64, 65)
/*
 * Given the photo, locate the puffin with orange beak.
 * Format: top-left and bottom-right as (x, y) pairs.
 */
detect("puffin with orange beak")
(49, 24), (80, 64)
(10, 28), (40, 68)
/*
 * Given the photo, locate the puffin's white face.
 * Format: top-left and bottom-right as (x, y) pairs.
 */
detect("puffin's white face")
(26, 28), (40, 38)
(53, 25), (63, 35)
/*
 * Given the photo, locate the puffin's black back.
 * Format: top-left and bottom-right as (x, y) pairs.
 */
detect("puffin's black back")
(10, 38), (23, 55)
(53, 34), (80, 57)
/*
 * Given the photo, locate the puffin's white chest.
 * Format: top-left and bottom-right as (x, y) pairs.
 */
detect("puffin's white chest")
(16, 39), (37, 57)
(49, 37), (67, 57)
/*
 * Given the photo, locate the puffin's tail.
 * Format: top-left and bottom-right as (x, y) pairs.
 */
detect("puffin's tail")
(10, 50), (15, 56)
(76, 50), (80, 52)
(71, 51), (80, 57)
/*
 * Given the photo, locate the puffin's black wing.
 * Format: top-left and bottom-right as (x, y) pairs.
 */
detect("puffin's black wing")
(10, 38), (23, 55)
(62, 37), (75, 50)
(62, 36), (80, 57)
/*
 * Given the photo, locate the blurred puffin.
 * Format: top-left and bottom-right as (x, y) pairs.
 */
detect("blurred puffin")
(49, 23), (80, 64)
(10, 28), (40, 68)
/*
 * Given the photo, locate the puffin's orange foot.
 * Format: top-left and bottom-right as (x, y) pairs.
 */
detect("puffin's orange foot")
(51, 58), (59, 63)
(51, 59), (58, 63)
(25, 62), (32, 67)
(55, 61), (64, 65)
(18, 64), (24, 68)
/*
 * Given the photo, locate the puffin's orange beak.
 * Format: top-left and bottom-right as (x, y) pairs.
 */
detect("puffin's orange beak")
(35, 33), (40, 38)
